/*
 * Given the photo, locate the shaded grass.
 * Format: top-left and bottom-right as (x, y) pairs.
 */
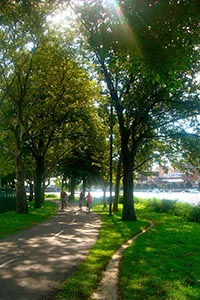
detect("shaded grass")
(0, 201), (58, 239)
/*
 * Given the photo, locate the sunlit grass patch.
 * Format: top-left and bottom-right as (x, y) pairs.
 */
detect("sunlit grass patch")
(56, 204), (148, 300)
(119, 207), (200, 300)
(0, 201), (57, 238)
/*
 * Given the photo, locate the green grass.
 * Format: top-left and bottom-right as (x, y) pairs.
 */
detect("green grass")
(55, 205), (148, 300)
(0, 200), (58, 239)
(119, 201), (200, 300)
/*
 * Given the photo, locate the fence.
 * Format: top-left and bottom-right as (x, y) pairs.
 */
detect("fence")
(0, 189), (17, 213)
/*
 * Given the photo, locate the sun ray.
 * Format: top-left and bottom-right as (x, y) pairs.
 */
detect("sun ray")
(106, 0), (139, 51)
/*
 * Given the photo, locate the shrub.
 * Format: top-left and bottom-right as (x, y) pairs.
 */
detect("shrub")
(145, 198), (200, 223)
(146, 198), (176, 213)
(45, 193), (59, 199)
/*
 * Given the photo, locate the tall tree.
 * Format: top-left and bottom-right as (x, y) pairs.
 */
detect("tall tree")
(71, 0), (200, 220)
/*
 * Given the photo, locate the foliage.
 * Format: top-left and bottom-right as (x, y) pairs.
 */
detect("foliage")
(56, 98), (108, 192)
(143, 198), (200, 223)
(45, 193), (59, 199)
(174, 129), (200, 174)
(0, 0), (57, 213)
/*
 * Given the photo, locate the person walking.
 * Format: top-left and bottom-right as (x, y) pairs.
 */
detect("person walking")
(64, 192), (68, 209)
(79, 191), (84, 210)
(86, 192), (92, 213)
(60, 189), (66, 210)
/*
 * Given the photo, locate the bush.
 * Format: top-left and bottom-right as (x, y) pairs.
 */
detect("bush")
(146, 198), (176, 213)
(190, 206), (200, 222)
(45, 193), (59, 199)
(145, 198), (200, 223)
(174, 203), (200, 222)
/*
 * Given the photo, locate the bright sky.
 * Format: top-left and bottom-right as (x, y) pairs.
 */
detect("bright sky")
(46, 0), (124, 29)
(46, 4), (75, 29)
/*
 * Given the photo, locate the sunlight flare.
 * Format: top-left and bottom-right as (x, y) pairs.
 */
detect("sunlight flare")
(106, 0), (139, 51)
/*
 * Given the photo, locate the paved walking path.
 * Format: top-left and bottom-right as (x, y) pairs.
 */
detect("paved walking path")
(0, 205), (101, 300)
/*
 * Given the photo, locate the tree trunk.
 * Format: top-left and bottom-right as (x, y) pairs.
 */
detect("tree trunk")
(102, 182), (107, 207)
(121, 132), (137, 221)
(28, 180), (34, 201)
(15, 149), (28, 214)
(82, 176), (87, 197)
(34, 157), (45, 208)
(70, 176), (76, 201)
(113, 153), (122, 212)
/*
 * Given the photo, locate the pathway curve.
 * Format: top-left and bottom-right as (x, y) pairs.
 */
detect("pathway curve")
(91, 220), (154, 300)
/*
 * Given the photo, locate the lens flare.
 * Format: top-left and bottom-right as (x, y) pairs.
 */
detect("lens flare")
(106, 0), (138, 50)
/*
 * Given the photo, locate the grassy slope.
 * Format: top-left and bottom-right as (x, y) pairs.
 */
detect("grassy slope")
(0, 201), (58, 239)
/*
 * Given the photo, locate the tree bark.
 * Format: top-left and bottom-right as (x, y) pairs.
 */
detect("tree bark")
(113, 152), (122, 212)
(102, 182), (107, 208)
(28, 180), (34, 201)
(82, 176), (87, 197)
(34, 156), (44, 208)
(15, 149), (28, 214)
(120, 130), (137, 221)
(70, 176), (76, 201)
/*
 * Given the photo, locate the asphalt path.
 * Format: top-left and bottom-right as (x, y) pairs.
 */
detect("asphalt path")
(0, 205), (101, 300)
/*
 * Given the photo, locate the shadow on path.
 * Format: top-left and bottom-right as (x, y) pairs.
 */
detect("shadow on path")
(0, 206), (101, 300)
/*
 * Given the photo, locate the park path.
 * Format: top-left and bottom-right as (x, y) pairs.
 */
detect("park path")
(0, 205), (101, 300)
(91, 220), (154, 300)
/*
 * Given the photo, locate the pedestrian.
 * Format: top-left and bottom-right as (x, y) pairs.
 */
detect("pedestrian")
(64, 192), (68, 209)
(60, 189), (66, 210)
(86, 192), (92, 213)
(79, 191), (84, 210)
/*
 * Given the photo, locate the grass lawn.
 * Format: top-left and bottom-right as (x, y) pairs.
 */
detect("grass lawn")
(0, 200), (58, 239)
(119, 201), (200, 300)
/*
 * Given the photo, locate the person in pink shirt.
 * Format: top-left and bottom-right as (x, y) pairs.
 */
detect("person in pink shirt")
(86, 192), (92, 212)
